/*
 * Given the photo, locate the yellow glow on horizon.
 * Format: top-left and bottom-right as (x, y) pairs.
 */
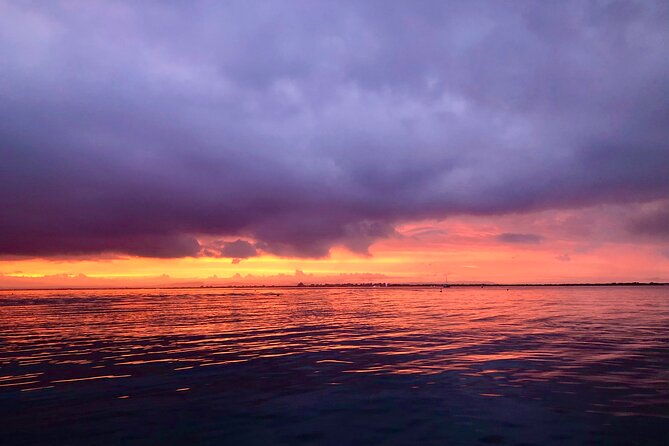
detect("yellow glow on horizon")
(1, 212), (668, 288)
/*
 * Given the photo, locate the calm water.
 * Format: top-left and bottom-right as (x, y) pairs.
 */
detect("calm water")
(1, 286), (668, 445)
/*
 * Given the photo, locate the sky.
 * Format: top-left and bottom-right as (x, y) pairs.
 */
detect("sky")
(1, 0), (668, 288)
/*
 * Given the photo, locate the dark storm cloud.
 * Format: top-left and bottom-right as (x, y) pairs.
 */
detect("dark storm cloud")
(495, 233), (544, 244)
(1, 0), (668, 258)
(206, 239), (259, 260)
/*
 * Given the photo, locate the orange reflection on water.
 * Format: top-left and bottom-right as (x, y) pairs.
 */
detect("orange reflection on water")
(0, 285), (668, 420)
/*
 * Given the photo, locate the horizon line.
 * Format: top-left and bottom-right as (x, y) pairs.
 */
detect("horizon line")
(1, 281), (668, 292)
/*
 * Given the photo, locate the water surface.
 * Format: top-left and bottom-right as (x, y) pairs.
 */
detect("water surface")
(1, 286), (668, 445)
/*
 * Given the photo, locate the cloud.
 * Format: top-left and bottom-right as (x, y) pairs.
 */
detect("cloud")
(495, 233), (544, 244)
(202, 239), (259, 263)
(0, 1), (668, 258)
(219, 240), (259, 259)
(627, 202), (669, 238)
(555, 254), (571, 262)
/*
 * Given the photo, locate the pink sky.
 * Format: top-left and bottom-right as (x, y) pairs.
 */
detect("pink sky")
(2, 202), (667, 288)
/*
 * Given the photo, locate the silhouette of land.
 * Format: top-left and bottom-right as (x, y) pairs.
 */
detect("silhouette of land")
(2, 281), (666, 292)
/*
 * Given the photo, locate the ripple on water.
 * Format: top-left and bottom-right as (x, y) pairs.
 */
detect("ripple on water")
(1, 286), (668, 445)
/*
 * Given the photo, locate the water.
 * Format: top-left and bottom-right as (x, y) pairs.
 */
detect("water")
(1, 286), (668, 445)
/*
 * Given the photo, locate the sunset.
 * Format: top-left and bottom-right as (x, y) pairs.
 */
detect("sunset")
(1, 1), (668, 445)
(3, 204), (669, 288)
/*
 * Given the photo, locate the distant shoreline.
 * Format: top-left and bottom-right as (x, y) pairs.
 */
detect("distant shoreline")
(1, 282), (667, 292)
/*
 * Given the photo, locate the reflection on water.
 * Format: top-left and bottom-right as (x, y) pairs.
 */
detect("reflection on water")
(1, 286), (668, 445)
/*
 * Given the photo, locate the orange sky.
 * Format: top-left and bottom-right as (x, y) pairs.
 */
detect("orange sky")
(2, 203), (668, 288)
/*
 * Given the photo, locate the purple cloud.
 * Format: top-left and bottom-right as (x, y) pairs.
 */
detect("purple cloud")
(203, 239), (259, 263)
(628, 203), (669, 238)
(0, 1), (668, 258)
(495, 233), (544, 244)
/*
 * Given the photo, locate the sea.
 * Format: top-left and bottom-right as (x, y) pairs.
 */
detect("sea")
(1, 286), (668, 445)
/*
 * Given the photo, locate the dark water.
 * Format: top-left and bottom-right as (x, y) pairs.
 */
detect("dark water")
(1, 286), (668, 445)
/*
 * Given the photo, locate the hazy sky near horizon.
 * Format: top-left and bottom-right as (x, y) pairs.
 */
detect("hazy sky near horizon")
(1, 1), (668, 284)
